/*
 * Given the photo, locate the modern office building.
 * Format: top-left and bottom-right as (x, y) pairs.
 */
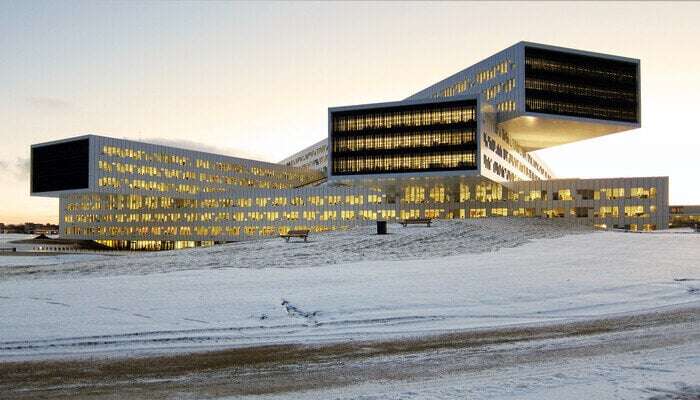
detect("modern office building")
(31, 42), (673, 250)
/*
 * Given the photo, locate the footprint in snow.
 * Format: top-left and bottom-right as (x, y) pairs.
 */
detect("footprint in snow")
(46, 301), (70, 307)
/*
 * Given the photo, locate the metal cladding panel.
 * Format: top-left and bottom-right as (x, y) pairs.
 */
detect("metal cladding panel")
(31, 138), (90, 194)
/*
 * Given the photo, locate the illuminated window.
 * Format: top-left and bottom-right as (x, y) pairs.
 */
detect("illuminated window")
(542, 208), (566, 218)
(459, 183), (471, 202)
(624, 205), (646, 217)
(553, 189), (572, 201)
(491, 208), (508, 217)
(598, 206), (619, 218)
(468, 208), (486, 218)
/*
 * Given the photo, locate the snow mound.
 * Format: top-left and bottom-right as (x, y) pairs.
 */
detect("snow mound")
(0, 218), (591, 278)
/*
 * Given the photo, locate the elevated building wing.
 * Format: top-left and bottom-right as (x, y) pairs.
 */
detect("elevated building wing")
(407, 42), (640, 151)
(328, 96), (553, 185)
(31, 135), (324, 199)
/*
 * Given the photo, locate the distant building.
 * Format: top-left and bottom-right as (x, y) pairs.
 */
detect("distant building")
(30, 42), (677, 250)
(25, 223), (59, 235)
(0, 223), (58, 234)
(669, 205), (700, 228)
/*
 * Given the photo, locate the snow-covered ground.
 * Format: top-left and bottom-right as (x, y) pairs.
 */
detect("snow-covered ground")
(0, 234), (33, 244)
(0, 219), (698, 361)
(1, 220), (698, 399)
(241, 338), (700, 400)
(0, 218), (589, 276)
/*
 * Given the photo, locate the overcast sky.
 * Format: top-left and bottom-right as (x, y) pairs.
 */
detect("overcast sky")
(1, 1), (698, 223)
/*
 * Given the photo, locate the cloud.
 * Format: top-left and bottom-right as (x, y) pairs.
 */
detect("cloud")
(144, 138), (270, 162)
(26, 97), (74, 111)
(0, 157), (30, 182)
(14, 157), (30, 181)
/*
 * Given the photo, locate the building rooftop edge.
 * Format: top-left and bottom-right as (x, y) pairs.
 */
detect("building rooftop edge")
(328, 95), (479, 113)
(278, 137), (327, 164)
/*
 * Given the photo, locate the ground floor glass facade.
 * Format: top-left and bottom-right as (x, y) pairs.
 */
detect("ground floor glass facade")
(58, 176), (669, 249)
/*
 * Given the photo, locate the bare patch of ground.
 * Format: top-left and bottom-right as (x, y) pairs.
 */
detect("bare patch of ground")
(0, 305), (697, 400)
(646, 383), (700, 400)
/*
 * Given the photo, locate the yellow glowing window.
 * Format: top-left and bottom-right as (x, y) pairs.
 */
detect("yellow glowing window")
(491, 208), (508, 217)
(468, 209), (486, 218)
(459, 184), (471, 202)
(555, 189), (572, 201)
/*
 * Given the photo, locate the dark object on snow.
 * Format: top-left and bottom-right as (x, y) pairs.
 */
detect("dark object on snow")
(400, 218), (432, 227)
(281, 299), (317, 319)
(280, 229), (310, 242)
(377, 220), (387, 235)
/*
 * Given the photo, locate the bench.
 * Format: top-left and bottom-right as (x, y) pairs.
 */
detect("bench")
(280, 229), (310, 242)
(400, 218), (432, 227)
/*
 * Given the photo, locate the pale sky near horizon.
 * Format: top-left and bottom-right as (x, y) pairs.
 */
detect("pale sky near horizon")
(1, 1), (699, 224)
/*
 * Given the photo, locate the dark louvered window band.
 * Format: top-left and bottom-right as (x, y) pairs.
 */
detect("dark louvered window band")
(524, 47), (639, 123)
(331, 99), (478, 175)
(31, 139), (90, 193)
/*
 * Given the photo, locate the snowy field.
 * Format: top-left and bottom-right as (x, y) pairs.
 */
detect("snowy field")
(0, 219), (698, 399)
(0, 218), (588, 274)
(0, 219), (698, 359)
